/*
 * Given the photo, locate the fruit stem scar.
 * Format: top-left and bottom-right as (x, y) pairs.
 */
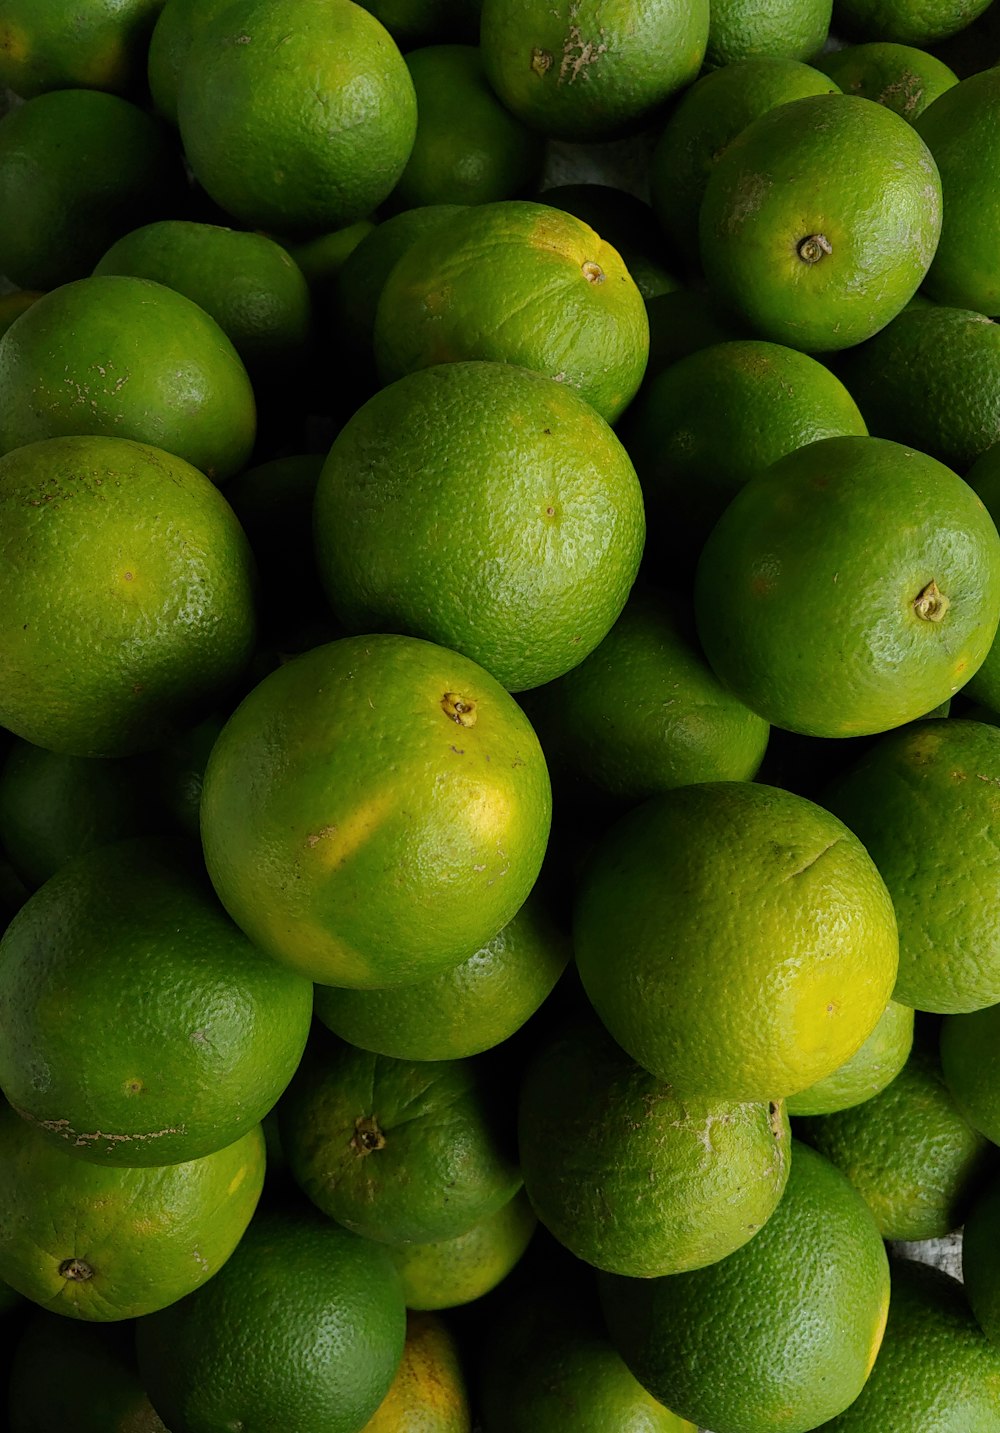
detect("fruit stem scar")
(797, 233), (832, 264)
(59, 1257), (94, 1281)
(914, 579), (950, 622)
(581, 261), (605, 283)
(768, 1101), (783, 1138)
(442, 692), (478, 727)
(351, 1114), (386, 1156)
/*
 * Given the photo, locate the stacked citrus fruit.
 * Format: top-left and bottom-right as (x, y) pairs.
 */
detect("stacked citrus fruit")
(5, 1), (1000, 1429)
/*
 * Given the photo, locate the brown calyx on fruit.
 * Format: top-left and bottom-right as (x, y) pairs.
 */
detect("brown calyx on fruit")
(768, 1101), (783, 1138)
(59, 1257), (94, 1282)
(914, 579), (950, 622)
(351, 1114), (386, 1156)
(797, 233), (832, 264)
(581, 260), (605, 284)
(442, 692), (477, 727)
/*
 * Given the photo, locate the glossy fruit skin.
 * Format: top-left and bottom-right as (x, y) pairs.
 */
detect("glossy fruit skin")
(135, 1205), (407, 1433)
(824, 718), (1000, 1012)
(0, 89), (179, 291)
(177, 0), (417, 234)
(600, 1142), (891, 1433)
(0, 1109), (265, 1321)
(314, 362), (645, 693)
(699, 93), (941, 351)
(796, 1047), (995, 1240)
(0, 838), (313, 1167)
(817, 41), (957, 121)
(518, 1011), (791, 1278)
(279, 1032), (521, 1246)
(705, 0), (833, 69)
(0, 435), (257, 759)
(200, 634), (551, 988)
(575, 782), (898, 1103)
(818, 1257), (1000, 1431)
(694, 437), (1000, 738)
(373, 203), (649, 424)
(787, 999), (914, 1115)
(479, 0), (709, 142)
(915, 68), (1000, 313)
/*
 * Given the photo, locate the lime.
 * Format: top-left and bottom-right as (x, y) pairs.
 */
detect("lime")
(363, 1312), (471, 1433)
(388, 1190), (536, 1310)
(786, 999), (914, 1116)
(706, 0), (832, 68)
(941, 1002), (1000, 1144)
(817, 41), (957, 120)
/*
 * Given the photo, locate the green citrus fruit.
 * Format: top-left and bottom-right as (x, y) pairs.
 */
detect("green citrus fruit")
(915, 68), (1000, 314)
(963, 1174), (1000, 1355)
(600, 1141), (890, 1433)
(824, 718), (1000, 1011)
(518, 1010), (791, 1277)
(0, 88), (179, 290)
(390, 45), (543, 209)
(313, 362), (645, 693)
(387, 1189), (536, 1310)
(838, 303), (1000, 472)
(94, 221), (312, 380)
(818, 1257), (1000, 1431)
(177, 0), (417, 235)
(0, 435), (257, 758)
(146, 0), (235, 125)
(962, 448), (1000, 712)
(699, 93), (942, 351)
(8, 1313), (168, 1432)
(373, 201), (649, 423)
(0, 739), (160, 889)
(200, 634), (551, 988)
(278, 1031), (521, 1245)
(362, 1311), (471, 1433)
(523, 587), (770, 800)
(796, 1045), (995, 1240)
(941, 1002), (1000, 1144)
(705, 0), (832, 69)
(575, 781), (898, 1102)
(313, 887), (569, 1062)
(694, 436), (1000, 738)
(540, 183), (680, 300)
(786, 998), (914, 1116)
(834, 0), (994, 44)
(479, 0), (708, 141)
(0, 0), (165, 98)
(0, 275), (256, 483)
(479, 1278), (695, 1433)
(650, 57), (840, 269)
(0, 1106), (264, 1320)
(624, 339), (867, 571)
(135, 1203), (407, 1433)
(151, 713), (224, 840)
(0, 837), (313, 1167)
(817, 41), (957, 120)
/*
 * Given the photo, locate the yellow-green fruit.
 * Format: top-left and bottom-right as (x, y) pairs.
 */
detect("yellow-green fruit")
(0, 435), (257, 758)
(0, 89), (179, 290)
(313, 362), (644, 693)
(818, 1258), (1000, 1431)
(177, 0), (417, 234)
(600, 1142), (890, 1433)
(824, 719), (1000, 1011)
(574, 782), (898, 1102)
(0, 276), (256, 483)
(796, 1047), (994, 1240)
(362, 1312), (471, 1432)
(479, 0), (708, 141)
(200, 634), (551, 988)
(314, 889), (569, 1062)
(540, 183), (679, 301)
(817, 42), (957, 121)
(0, 838), (313, 1167)
(941, 1002), (1000, 1145)
(0, 1108), (264, 1320)
(0, 0), (166, 98)
(706, 0), (832, 69)
(518, 1011), (791, 1277)
(964, 448), (1000, 713)
(915, 68), (1000, 314)
(373, 202), (649, 423)
(699, 93), (941, 351)
(694, 437), (1000, 738)
(279, 1033), (521, 1246)
(135, 1205), (407, 1433)
(146, 0), (234, 125)
(787, 999), (914, 1116)
(388, 1190), (536, 1310)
